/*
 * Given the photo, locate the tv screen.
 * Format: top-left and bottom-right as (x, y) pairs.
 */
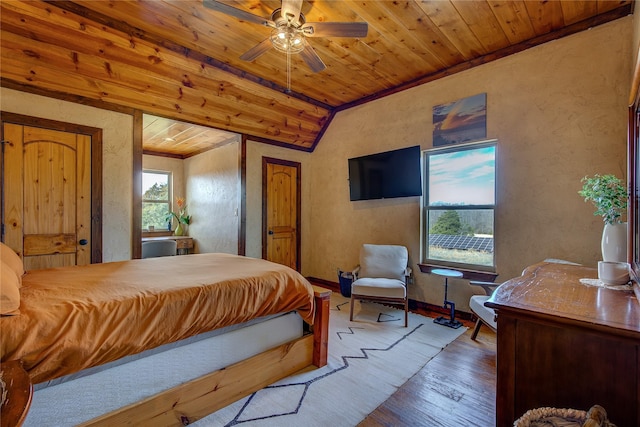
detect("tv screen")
(348, 145), (422, 201)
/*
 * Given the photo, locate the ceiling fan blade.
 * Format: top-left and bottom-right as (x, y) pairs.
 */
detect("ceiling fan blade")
(239, 38), (273, 62)
(300, 44), (326, 73)
(303, 22), (368, 38)
(203, 0), (270, 26)
(281, 0), (303, 24)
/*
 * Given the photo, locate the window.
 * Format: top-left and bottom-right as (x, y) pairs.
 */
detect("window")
(422, 141), (496, 269)
(142, 170), (171, 231)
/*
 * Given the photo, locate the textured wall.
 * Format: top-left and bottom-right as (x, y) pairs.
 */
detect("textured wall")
(1, 87), (133, 262)
(184, 139), (241, 254)
(307, 17), (633, 310)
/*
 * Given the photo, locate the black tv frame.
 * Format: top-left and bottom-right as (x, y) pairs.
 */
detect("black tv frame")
(348, 145), (422, 201)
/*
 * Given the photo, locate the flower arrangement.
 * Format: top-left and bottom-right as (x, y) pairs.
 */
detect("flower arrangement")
(167, 197), (191, 226)
(578, 174), (628, 225)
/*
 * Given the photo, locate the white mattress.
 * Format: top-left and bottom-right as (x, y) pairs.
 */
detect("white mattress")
(24, 311), (303, 426)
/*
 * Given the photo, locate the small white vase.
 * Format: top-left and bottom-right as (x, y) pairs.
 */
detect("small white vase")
(601, 222), (627, 262)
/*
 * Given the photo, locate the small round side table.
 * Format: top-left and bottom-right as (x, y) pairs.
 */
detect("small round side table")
(431, 268), (463, 329)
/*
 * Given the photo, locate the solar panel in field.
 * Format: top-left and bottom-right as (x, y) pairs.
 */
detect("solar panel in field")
(429, 234), (493, 253)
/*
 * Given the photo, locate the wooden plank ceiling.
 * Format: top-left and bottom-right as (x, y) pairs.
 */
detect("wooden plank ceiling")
(0, 0), (633, 157)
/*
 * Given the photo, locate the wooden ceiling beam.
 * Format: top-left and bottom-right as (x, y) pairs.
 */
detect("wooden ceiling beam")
(0, 33), (320, 143)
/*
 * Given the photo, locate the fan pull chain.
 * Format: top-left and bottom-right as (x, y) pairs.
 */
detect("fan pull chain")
(286, 50), (292, 93)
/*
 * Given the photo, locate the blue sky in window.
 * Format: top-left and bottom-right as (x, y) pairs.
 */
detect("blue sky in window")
(429, 146), (495, 206)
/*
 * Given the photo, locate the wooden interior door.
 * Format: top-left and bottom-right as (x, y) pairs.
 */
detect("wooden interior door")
(263, 157), (301, 271)
(3, 123), (92, 270)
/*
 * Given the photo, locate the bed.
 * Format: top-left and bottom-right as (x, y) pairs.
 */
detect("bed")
(0, 251), (330, 426)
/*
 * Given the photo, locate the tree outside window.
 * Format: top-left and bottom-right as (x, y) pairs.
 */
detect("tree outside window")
(422, 141), (496, 269)
(142, 171), (171, 231)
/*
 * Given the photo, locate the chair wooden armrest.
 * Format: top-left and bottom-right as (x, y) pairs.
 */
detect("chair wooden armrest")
(404, 267), (412, 284)
(352, 265), (360, 279)
(469, 280), (499, 296)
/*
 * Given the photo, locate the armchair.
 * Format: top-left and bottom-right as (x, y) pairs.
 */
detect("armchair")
(468, 281), (499, 340)
(141, 240), (178, 258)
(349, 244), (410, 327)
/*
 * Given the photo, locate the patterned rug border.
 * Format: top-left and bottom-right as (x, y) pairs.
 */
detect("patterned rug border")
(218, 296), (459, 426)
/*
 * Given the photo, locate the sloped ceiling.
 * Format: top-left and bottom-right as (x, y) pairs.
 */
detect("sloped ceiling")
(0, 0), (633, 156)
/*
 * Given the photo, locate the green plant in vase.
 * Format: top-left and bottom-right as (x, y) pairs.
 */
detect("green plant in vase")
(167, 197), (191, 236)
(579, 174), (627, 225)
(579, 174), (628, 262)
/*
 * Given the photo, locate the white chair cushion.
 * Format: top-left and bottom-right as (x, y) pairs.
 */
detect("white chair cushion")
(351, 278), (406, 299)
(358, 244), (408, 281)
(469, 295), (497, 329)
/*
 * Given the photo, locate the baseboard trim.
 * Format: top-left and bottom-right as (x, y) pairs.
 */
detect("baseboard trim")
(306, 276), (475, 322)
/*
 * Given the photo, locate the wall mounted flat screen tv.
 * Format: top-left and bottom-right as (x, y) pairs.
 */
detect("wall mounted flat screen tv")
(348, 145), (422, 201)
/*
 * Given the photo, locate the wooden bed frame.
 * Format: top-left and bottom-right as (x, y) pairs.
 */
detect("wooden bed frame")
(3, 286), (330, 427)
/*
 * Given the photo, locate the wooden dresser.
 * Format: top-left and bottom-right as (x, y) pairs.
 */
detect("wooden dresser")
(486, 262), (640, 426)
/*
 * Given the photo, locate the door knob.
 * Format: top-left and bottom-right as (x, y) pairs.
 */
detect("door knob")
(79, 239), (88, 245)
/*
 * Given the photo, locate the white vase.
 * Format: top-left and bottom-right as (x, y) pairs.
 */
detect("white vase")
(601, 222), (627, 262)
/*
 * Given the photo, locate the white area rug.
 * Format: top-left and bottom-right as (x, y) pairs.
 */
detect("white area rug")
(194, 294), (466, 426)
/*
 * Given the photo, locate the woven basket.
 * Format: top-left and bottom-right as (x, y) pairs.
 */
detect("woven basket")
(514, 405), (616, 427)
(0, 370), (6, 407)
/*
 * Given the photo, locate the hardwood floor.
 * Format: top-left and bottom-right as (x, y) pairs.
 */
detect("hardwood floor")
(359, 319), (497, 427)
(308, 280), (497, 426)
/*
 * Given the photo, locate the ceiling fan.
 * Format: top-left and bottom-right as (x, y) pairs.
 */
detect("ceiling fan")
(202, 0), (368, 73)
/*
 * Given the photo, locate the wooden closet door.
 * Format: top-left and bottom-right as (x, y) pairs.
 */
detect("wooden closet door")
(263, 158), (301, 271)
(3, 123), (92, 270)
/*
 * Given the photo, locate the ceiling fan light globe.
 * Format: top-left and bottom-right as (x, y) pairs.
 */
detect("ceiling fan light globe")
(270, 27), (305, 54)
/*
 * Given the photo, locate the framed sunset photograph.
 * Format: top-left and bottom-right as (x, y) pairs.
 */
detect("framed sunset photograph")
(433, 93), (487, 147)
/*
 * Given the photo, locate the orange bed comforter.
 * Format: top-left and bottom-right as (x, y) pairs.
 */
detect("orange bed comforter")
(1, 253), (315, 384)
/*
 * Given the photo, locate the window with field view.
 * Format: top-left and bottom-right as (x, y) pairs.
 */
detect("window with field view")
(423, 141), (496, 269)
(142, 171), (172, 231)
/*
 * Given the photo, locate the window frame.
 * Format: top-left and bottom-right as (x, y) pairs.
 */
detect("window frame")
(421, 140), (497, 272)
(141, 169), (172, 232)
